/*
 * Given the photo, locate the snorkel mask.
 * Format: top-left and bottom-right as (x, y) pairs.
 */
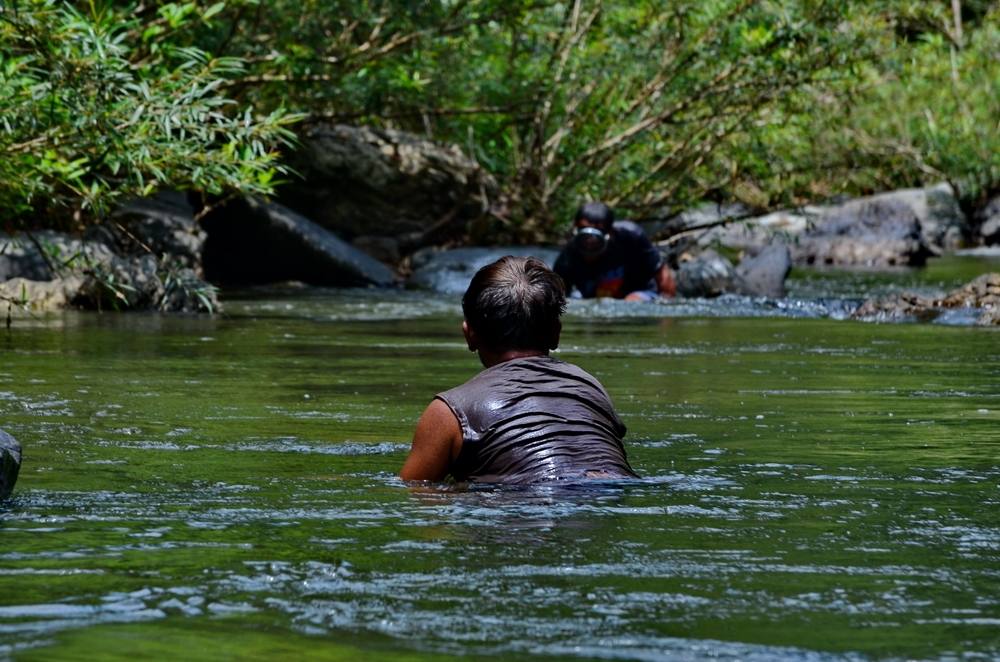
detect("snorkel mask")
(572, 225), (610, 257)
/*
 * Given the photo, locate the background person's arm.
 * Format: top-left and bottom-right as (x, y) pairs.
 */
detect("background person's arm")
(400, 398), (463, 481)
(655, 263), (677, 297)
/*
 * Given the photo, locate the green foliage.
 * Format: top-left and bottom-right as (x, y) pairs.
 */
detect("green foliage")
(197, 0), (884, 234)
(845, 4), (999, 206)
(2, 0), (997, 241)
(0, 0), (300, 227)
(733, 2), (1000, 211)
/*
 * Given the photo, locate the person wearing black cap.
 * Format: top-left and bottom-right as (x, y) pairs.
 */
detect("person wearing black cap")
(554, 201), (676, 300)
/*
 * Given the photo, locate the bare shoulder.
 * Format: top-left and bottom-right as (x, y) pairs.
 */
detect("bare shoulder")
(420, 398), (461, 431)
(399, 398), (463, 481)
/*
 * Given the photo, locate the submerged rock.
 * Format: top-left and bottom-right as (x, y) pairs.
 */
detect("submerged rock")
(201, 197), (397, 287)
(936, 273), (1000, 319)
(852, 273), (1000, 325)
(673, 246), (792, 299)
(0, 429), (21, 500)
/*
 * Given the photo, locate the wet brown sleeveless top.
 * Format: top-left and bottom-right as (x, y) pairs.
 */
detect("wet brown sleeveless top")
(437, 356), (637, 483)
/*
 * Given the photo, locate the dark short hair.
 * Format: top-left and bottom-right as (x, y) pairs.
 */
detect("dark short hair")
(462, 256), (566, 351)
(574, 201), (614, 231)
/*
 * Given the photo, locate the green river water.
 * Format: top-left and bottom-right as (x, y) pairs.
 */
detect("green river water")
(1, 260), (999, 661)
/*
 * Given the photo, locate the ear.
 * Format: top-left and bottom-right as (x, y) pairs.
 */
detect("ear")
(549, 319), (562, 350)
(462, 320), (478, 352)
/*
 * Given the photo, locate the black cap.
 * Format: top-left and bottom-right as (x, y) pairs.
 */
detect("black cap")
(574, 202), (614, 231)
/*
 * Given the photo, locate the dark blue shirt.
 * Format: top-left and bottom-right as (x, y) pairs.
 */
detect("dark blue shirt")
(554, 220), (662, 298)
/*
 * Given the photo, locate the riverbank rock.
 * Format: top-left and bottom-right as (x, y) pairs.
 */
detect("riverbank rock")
(692, 184), (967, 269)
(0, 429), (21, 500)
(733, 244), (792, 298)
(672, 245), (791, 298)
(201, 197), (397, 287)
(0, 232), (115, 282)
(702, 209), (815, 254)
(643, 202), (752, 240)
(70, 254), (218, 313)
(280, 123), (498, 253)
(871, 183), (966, 251)
(0, 230), (217, 313)
(408, 247), (559, 295)
(106, 191), (206, 271)
(676, 250), (736, 298)
(0, 277), (84, 311)
(852, 273), (1000, 325)
(793, 196), (935, 268)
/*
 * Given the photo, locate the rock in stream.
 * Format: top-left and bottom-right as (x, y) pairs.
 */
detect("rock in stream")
(0, 429), (21, 500)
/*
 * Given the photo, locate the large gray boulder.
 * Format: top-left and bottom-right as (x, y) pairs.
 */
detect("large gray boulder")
(0, 429), (21, 500)
(798, 183), (966, 258)
(694, 184), (968, 269)
(793, 196), (935, 268)
(408, 247), (559, 295)
(280, 124), (498, 253)
(201, 197), (397, 287)
(888, 182), (968, 251)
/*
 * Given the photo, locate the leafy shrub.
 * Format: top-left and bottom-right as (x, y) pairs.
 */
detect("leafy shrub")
(0, 1), (300, 228)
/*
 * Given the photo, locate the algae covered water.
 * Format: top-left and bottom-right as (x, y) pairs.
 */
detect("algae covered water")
(1, 282), (998, 660)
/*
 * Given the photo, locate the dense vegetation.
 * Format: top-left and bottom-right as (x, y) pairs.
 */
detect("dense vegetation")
(1, 0), (997, 239)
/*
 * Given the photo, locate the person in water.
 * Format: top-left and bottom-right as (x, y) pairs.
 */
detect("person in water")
(399, 256), (638, 483)
(554, 201), (676, 301)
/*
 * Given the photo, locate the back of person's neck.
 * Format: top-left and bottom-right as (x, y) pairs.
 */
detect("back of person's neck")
(478, 348), (549, 368)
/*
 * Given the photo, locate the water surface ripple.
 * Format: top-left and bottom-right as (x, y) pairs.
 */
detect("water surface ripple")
(1, 283), (998, 660)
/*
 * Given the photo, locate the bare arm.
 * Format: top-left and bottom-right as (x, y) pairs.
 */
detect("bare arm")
(655, 264), (677, 297)
(400, 398), (463, 481)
